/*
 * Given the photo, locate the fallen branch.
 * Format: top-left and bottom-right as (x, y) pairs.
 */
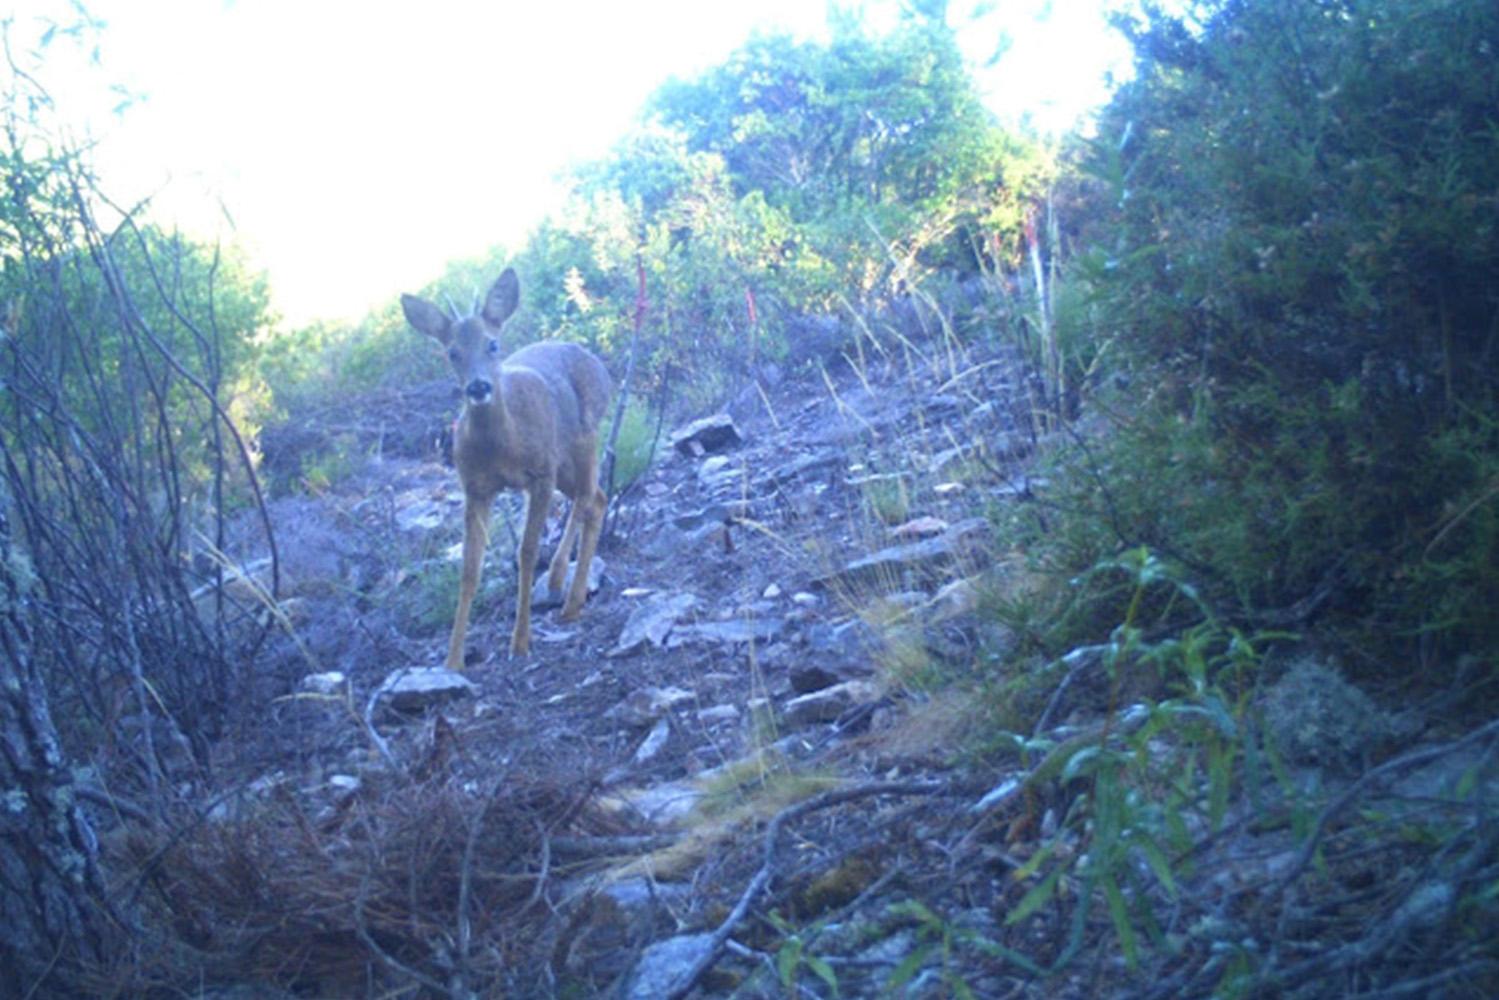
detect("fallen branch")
(662, 779), (950, 1000)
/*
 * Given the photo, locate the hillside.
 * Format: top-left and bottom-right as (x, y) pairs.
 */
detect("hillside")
(2, 2), (1497, 997)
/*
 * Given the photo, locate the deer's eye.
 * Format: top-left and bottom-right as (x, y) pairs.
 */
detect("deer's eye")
(447, 347), (460, 363)
(487, 339), (500, 355)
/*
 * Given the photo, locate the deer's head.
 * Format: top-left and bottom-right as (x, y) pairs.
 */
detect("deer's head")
(402, 268), (521, 406)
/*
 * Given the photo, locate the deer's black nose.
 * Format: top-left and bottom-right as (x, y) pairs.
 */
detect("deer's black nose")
(465, 378), (492, 402)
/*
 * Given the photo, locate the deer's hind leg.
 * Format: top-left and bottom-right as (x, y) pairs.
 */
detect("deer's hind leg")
(560, 440), (606, 622)
(511, 479), (553, 657)
(546, 498), (581, 599)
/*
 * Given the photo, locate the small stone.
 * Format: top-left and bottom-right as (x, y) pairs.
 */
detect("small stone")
(670, 413), (743, 456)
(300, 671), (348, 696)
(762, 583), (783, 599)
(888, 515), (949, 540)
(697, 704), (740, 724)
(633, 718), (672, 765)
(605, 685), (696, 727)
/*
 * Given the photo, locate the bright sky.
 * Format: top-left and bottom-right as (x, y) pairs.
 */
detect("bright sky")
(7, 1), (1131, 326)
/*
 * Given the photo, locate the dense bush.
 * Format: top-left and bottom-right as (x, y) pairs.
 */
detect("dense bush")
(1044, 0), (1499, 667)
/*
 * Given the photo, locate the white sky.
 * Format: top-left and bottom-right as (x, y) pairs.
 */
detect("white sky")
(6, 1), (1131, 326)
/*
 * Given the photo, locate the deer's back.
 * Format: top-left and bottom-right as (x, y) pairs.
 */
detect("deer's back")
(502, 341), (612, 440)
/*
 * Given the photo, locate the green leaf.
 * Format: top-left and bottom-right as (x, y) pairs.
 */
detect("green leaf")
(776, 938), (802, 987)
(963, 932), (1045, 976)
(1005, 868), (1061, 926)
(1102, 873), (1138, 967)
(806, 954), (840, 996)
(1135, 836), (1178, 897)
(884, 941), (935, 992)
(1013, 838), (1056, 881)
(1061, 744), (1102, 783)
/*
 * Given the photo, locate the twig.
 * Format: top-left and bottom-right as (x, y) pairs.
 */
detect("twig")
(1272, 717), (1499, 905)
(662, 780), (949, 1000)
(354, 876), (456, 998)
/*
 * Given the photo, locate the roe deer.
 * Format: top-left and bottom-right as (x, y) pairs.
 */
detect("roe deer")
(402, 268), (612, 664)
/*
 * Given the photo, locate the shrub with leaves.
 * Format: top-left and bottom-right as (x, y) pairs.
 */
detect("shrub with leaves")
(1055, 0), (1499, 664)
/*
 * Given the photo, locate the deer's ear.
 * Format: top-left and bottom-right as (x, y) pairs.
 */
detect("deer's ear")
(481, 269), (520, 327)
(401, 294), (451, 344)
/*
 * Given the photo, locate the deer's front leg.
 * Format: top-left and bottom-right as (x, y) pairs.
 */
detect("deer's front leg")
(511, 480), (553, 657)
(448, 492), (492, 669)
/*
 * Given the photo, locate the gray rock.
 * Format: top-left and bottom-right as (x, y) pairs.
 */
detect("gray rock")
(782, 679), (881, 726)
(696, 704), (740, 725)
(666, 617), (785, 649)
(673, 499), (751, 531)
(375, 667), (477, 713)
(811, 517), (992, 593)
(697, 454), (740, 490)
(530, 556), (607, 612)
(609, 592), (699, 657)
(633, 718), (672, 766)
(928, 576), (981, 623)
(604, 685), (696, 727)
(299, 671), (348, 696)
(671, 413), (742, 456)
(788, 656), (872, 694)
(611, 780), (704, 828)
(625, 933), (716, 999)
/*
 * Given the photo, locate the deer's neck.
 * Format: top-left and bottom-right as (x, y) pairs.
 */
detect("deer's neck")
(461, 391), (513, 445)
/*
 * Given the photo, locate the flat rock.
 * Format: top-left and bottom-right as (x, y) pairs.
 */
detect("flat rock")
(696, 704), (740, 724)
(609, 592), (699, 657)
(788, 656), (872, 694)
(673, 498), (751, 531)
(633, 718), (672, 766)
(604, 685), (696, 727)
(888, 515), (949, 540)
(665, 617), (785, 649)
(928, 576), (982, 622)
(811, 517), (992, 593)
(671, 413), (742, 456)
(609, 781), (704, 828)
(375, 667), (477, 713)
(299, 671), (348, 696)
(626, 933), (716, 999)
(782, 679), (881, 726)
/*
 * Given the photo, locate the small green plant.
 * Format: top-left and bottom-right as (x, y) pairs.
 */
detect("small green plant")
(886, 899), (1041, 996)
(999, 549), (1272, 975)
(603, 397), (659, 493)
(768, 911), (840, 999)
(860, 476), (911, 526)
(297, 437), (360, 494)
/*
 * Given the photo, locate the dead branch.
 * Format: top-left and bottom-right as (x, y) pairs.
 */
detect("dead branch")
(662, 779), (950, 1000)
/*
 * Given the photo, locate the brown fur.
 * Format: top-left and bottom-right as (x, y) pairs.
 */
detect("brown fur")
(402, 268), (612, 662)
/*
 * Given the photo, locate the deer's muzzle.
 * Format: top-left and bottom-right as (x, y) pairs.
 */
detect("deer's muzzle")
(465, 378), (493, 403)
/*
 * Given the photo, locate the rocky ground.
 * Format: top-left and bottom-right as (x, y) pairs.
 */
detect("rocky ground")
(205, 331), (1051, 996)
(181, 325), (1495, 999)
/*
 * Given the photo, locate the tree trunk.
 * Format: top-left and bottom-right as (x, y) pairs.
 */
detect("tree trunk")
(0, 488), (116, 997)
